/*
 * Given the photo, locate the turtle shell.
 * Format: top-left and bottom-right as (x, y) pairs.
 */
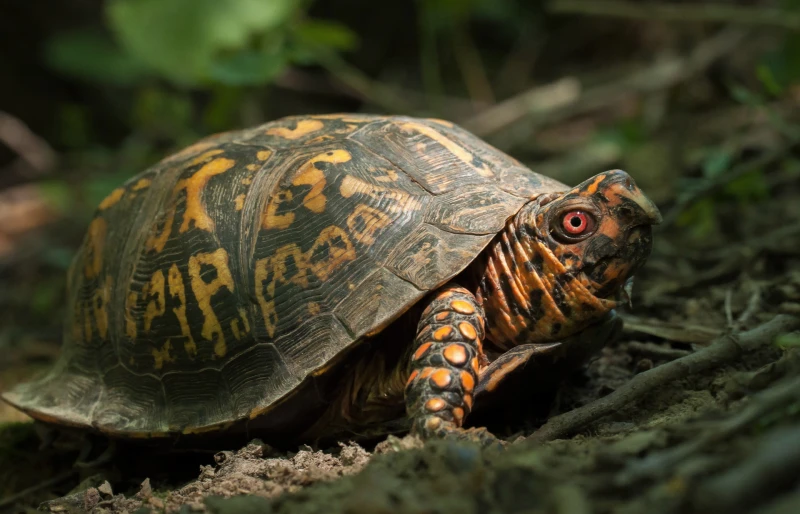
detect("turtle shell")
(2, 114), (568, 437)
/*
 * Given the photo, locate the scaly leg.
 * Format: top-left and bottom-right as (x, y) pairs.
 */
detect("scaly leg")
(405, 284), (499, 446)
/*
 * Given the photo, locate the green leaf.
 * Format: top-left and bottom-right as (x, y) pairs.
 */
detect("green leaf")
(724, 170), (769, 204)
(210, 50), (287, 86)
(294, 20), (358, 52)
(44, 30), (148, 85)
(676, 198), (718, 239)
(132, 86), (193, 139)
(775, 333), (800, 348)
(701, 149), (733, 179)
(107, 0), (297, 85)
(756, 63), (784, 96)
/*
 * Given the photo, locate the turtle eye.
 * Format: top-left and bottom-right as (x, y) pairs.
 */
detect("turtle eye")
(554, 210), (596, 242)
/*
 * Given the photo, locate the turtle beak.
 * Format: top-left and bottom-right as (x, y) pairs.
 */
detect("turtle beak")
(617, 277), (635, 308)
(607, 169), (662, 225)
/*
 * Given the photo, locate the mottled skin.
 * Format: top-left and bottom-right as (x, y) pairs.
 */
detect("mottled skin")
(2, 114), (660, 446)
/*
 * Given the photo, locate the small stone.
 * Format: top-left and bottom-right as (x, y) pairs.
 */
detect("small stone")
(83, 488), (101, 510)
(97, 481), (113, 497)
(137, 478), (153, 499)
(148, 496), (165, 509)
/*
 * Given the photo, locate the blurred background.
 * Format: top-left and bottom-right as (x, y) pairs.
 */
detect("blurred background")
(1, 0), (799, 434)
(1, 0), (800, 508)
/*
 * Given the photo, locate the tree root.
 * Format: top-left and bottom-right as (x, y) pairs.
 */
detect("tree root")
(526, 314), (800, 445)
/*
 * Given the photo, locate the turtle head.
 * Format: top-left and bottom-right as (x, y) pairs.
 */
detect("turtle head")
(527, 169), (661, 302)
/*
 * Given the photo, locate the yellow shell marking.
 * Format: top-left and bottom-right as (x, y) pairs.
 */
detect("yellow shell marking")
(339, 175), (421, 213)
(168, 263), (197, 358)
(142, 270), (166, 332)
(146, 156), (235, 252)
(179, 157), (235, 233)
(346, 204), (392, 245)
(125, 291), (138, 339)
(188, 248), (235, 358)
(257, 150), (272, 161)
(91, 276), (112, 340)
(266, 119), (324, 139)
(132, 178), (152, 191)
(262, 190), (295, 230)
(234, 194), (246, 211)
(162, 140), (217, 164)
(371, 167), (399, 183)
(152, 340), (174, 370)
(230, 307), (251, 340)
(255, 226), (356, 336)
(262, 149), (352, 230)
(291, 149), (352, 214)
(398, 121), (494, 178)
(83, 218), (107, 279)
(98, 188), (125, 210)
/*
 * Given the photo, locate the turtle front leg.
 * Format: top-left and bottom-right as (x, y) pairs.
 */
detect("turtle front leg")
(405, 284), (498, 446)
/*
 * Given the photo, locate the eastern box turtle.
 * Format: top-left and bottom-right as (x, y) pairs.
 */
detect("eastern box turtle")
(3, 114), (661, 446)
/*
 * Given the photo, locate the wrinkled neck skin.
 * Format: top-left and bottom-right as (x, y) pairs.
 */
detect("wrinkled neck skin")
(474, 197), (618, 353)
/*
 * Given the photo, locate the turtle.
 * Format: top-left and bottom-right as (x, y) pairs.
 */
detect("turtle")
(2, 114), (661, 447)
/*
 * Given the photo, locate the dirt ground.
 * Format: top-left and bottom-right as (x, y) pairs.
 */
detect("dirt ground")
(2, 193), (799, 513)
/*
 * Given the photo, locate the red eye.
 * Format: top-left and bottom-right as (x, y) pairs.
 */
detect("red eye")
(562, 211), (589, 234)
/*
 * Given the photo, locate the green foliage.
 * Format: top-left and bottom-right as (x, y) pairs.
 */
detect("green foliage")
(106, 0), (297, 86)
(675, 149), (769, 240)
(44, 31), (149, 85)
(775, 333), (800, 348)
(45, 0), (358, 89)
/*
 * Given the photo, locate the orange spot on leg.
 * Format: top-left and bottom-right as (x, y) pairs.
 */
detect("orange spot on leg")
(460, 370), (475, 392)
(426, 417), (442, 430)
(413, 342), (432, 361)
(433, 326), (453, 341)
(443, 344), (468, 366)
(452, 407), (465, 425)
(450, 300), (475, 314)
(406, 369), (419, 387)
(430, 369), (452, 388)
(425, 398), (446, 412)
(458, 321), (477, 340)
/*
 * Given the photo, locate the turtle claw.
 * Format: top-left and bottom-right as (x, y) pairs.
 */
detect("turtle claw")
(442, 426), (506, 450)
(73, 439), (116, 469)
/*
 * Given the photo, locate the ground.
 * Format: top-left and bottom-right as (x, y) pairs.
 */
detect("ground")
(1, 201), (799, 513)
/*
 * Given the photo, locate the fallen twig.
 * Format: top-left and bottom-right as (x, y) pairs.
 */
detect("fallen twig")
(615, 372), (800, 486)
(525, 314), (800, 444)
(464, 28), (747, 140)
(662, 143), (797, 227)
(625, 341), (691, 361)
(0, 111), (57, 177)
(621, 315), (722, 345)
(0, 469), (77, 510)
(548, 0), (800, 30)
(692, 424), (800, 512)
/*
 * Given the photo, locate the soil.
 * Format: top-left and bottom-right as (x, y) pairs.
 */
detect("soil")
(2, 169), (799, 513)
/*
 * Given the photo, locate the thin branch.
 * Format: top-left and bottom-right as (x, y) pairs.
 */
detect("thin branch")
(548, 1), (800, 30)
(525, 314), (800, 445)
(662, 143), (797, 227)
(0, 111), (57, 176)
(314, 53), (418, 115)
(0, 470), (77, 510)
(464, 28), (747, 139)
